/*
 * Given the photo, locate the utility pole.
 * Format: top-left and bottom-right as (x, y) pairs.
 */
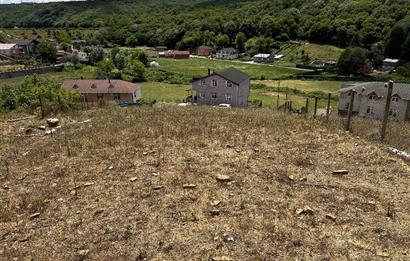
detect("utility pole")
(380, 81), (394, 141)
(345, 90), (355, 131)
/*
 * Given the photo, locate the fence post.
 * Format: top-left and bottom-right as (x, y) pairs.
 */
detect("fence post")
(289, 101), (292, 112)
(380, 81), (394, 141)
(305, 97), (309, 113)
(314, 97), (318, 117)
(326, 93), (331, 120)
(276, 93), (279, 110)
(345, 90), (355, 131)
(38, 94), (44, 119)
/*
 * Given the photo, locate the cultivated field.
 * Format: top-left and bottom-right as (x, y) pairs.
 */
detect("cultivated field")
(0, 107), (409, 260)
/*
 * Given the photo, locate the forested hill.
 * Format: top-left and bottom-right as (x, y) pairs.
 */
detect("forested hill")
(1, 0), (410, 58)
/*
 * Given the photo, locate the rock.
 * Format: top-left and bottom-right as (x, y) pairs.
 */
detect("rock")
(78, 249), (90, 256)
(212, 256), (233, 261)
(25, 128), (33, 135)
(332, 170), (349, 176)
(130, 177), (138, 182)
(210, 209), (220, 216)
(296, 206), (314, 216)
(38, 125), (46, 131)
(288, 175), (295, 181)
(211, 200), (221, 207)
(216, 175), (231, 182)
(29, 213), (40, 219)
(223, 234), (234, 243)
(153, 185), (164, 190)
(376, 250), (389, 258)
(182, 184), (196, 189)
(45, 128), (57, 135)
(83, 182), (94, 187)
(325, 213), (337, 221)
(46, 118), (59, 128)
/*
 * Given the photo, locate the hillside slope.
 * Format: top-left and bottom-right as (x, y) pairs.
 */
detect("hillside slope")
(0, 107), (409, 260)
(0, 0), (409, 50)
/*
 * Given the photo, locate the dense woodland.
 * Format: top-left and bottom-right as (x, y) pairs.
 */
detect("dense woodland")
(0, 0), (410, 60)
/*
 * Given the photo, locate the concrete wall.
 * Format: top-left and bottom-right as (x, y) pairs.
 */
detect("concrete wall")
(0, 66), (62, 79)
(80, 93), (135, 104)
(192, 74), (249, 107)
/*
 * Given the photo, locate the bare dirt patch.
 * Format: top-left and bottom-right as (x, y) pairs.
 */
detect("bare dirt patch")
(0, 107), (409, 260)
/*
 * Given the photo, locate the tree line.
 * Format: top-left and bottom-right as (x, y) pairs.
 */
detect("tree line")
(0, 0), (409, 56)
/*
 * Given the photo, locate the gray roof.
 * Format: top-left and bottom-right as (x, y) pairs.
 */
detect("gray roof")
(340, 82), (410, 100)
(214, 67), (250, 85)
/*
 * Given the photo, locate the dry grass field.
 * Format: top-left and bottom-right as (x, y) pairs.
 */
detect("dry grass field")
(0, 107), (409, 260)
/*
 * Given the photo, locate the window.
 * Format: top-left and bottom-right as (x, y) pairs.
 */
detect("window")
(97, 93), (104, 99)
(226, 81), (233, 88)
(199, 92), (205, 99)
(367, 106), (373, 114)
(91, 84), (97, 89)
(114, 93), (121, 100)
(345, 103), (350, 110)
(201, 79), (206, 86)
(225, 94), (232, 101)
(73, 84), (79, 89)
(389, 109), (397, 117)
(392, 96), (399, 102)
(211, 93), (217, 99)
(212, 79), (218, 87)
(369, 94), (377, 100)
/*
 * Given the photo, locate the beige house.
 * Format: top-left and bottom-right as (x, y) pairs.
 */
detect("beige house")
(192, 67), (250, 107)
(62, 79), (141, 105)
(339, 82), (410, 121)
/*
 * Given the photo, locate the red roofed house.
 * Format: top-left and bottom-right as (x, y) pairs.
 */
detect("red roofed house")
(62, 79), (141, 105)
(197, 46), (213, 57)
(0, 43), (23, 59)
(8, 39), (38, 56)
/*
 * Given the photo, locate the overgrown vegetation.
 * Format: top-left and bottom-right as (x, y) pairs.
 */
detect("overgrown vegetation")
(0, 75), (79, 114)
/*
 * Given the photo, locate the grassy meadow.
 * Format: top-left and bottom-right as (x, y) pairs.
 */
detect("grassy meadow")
(150, 57), (302, 82)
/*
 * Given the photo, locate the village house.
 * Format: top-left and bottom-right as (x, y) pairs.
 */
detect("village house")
(197, 46), (213, 57)
(71, 40), (87, 51)
(338, 82), (410, 121)
(159, 50), (190, 59)
(382, 58), (399, 72)
(215, 48), (238, 60)
(192, 67), (250, 107)
(253, 53), (274, 63)
(62, 79), (141, 105)
(0, 43), (23, 59)
(8, 39), (38, 56)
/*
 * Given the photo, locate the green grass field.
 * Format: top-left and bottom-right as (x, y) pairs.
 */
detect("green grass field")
(253, 80), (349, 94)
(280, 42), (344, 62)
(140, 81), (341, 110)
(150, 57), (302, 82)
